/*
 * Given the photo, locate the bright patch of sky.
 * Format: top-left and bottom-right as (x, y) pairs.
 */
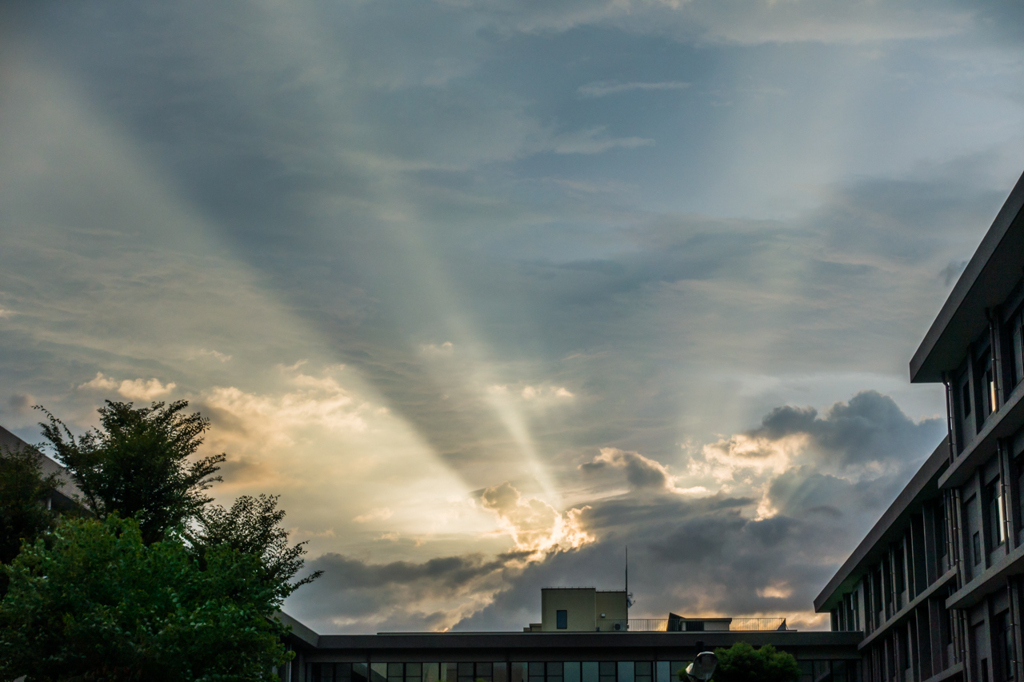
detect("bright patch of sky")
(2, 0), (1024, 633)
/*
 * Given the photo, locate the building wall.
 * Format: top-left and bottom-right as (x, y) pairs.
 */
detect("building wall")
(542, 589), (598, 632)
(594, 592), (628, 632)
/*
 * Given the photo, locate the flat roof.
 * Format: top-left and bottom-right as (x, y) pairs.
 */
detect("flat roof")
(910, 169), (1024, 383)
(813, 437), (948, 613)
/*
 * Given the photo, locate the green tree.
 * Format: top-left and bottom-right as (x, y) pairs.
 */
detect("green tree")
(38, 400), (225, 544)
(190, 493), (322, 595)
(0, 445), (63, 597)
(697, 642), (800, 682)
(0, 515), (292, 682)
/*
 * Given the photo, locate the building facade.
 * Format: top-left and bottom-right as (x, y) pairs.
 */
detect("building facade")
(817, 168), (1024, 682)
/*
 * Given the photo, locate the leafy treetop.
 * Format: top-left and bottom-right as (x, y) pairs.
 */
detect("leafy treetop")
(691, 642), (800, 682)
(38, 400), (225, 544)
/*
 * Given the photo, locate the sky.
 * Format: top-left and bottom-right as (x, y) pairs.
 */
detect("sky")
(2, 0), (1024, 633)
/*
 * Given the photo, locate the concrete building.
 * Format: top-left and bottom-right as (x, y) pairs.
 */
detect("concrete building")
(0, 424), (81, 512)
(816, 168), (1024, 682)
(280, 609), (861, 682)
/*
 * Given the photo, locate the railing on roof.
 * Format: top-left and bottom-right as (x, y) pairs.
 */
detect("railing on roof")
(610, 618), (790, 632)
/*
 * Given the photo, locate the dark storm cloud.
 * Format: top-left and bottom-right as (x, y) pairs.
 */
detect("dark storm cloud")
(286, 552), (514, 632)
(749, 390), (944, 469)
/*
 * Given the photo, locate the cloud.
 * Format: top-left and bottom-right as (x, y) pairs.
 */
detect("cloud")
(939, 259), (969, 286)
(581, 447), (706, 494)
(77, 372), (176, 400)
(116, 377), (177, 401)
(421, 341), (455, 356)
(5, 394), (33, 415)
(201, 371), (369, 447)
(578, 81), (690, 98)
(197, 348), (232, 362)
(551, 127), (654, 155)
(287, 552), (513, 632)
(479, 482), (593, 558)
(354, 507), (394, 523)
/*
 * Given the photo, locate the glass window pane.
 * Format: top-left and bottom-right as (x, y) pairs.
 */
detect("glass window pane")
(600, 663), (617, 677)
(390, 664), (406, 677)
(530, 663), (546, 677)
(635, 664), (651, 676)
(338, 664), (353, 682)
(548, 664), (564, 677)
(444, 664), (458, 682)
(477, 664), (493, 678)
(407, 665), (422, 677)
(493, 663), (508, 682)
(565, 662), (581, 682)
(372, 663), (388, 682)
(583, 662), (600, 682)
(670, 663), (687, 680)
(355, 663), (370, 682)
(424, 664), (439, 682)
(511, 663), (527, 682)
(460, 664), (476, 677)
(656, 662), (669, 682)
(618, 663), (634, 682)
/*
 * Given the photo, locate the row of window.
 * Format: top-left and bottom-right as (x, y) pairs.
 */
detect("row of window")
(305, 660), (858, 682)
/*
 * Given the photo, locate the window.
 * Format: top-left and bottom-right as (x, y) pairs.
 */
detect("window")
(564, 663), (580, 682)
(997, 611), (1015, 680)
(987, 481), (1006, 549)
(547, 662), (562, 682)
(556, 609), (568, 629)
(617, 662), (634, 682)
(935, 505), (948, 559)
(895, 548), (906, 594)
(685, 621), (704, 631)
(655, 662), (670, 682)
(963, 380), (973, 418)
(599, 662), (616, 682)
(1014, 312), (1024, 388)
(1017, 456), (1024, 533)
(635, 661), (652, 682)
(988, 367), (998, 414)
(973, 532), (983, 566)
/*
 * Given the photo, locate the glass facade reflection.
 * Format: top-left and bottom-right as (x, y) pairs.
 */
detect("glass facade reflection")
(309, 659), (858, 682)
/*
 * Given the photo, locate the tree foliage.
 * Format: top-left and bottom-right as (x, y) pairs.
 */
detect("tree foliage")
(190, 493), (323, 597)
(38, 400), (225, 544)
(0, 445), (62, 595)
(0, 445), (61, 566)
(705, 642), (800, 682)
(0, 515), (292, 681)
